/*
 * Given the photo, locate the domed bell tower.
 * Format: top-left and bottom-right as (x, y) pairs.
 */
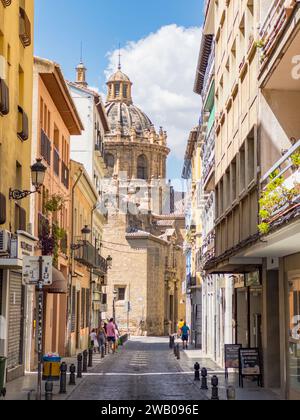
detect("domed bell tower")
(106, 63), (133, 105)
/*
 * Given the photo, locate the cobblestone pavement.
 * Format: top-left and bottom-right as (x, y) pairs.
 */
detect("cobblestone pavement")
(67, 337), (208, 401)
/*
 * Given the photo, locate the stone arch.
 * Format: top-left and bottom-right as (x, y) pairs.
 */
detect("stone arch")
(137, 154), (148, 180)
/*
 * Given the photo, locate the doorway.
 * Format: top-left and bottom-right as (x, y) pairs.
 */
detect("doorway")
(76, 291), (80, 349)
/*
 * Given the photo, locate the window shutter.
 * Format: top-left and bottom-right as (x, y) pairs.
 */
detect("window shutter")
(0, 193), (6, 225)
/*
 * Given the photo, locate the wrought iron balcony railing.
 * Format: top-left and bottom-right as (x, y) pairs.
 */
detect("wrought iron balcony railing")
(19, 7), (31, 47)
(260, 139), (300, 229)
(259, 0), (299, 67)
(40, 129), (51, 165)
(74, 240), (108, 274)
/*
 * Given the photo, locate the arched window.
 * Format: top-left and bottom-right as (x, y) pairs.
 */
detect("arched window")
(105, 153), (115, 177)
(137, 155), (148, 180)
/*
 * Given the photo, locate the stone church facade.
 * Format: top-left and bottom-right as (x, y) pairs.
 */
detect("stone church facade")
(101, 66), (186, 336)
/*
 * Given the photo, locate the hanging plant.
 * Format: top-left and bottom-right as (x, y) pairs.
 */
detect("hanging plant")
(255, 39), (265, 49)
(40, 194), (67, 267)
(291, 151), (300, 168)
(258, 169), (299, 235)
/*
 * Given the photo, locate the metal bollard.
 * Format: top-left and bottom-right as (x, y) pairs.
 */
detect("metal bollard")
(174, 343), (177, 357)
(45, 381), (53, 401)
(105, 342), (108, 355)
(88, 348), (93, 368)
(83, 350), (88, 373)
(211, 375), (220, 400)
(169, 335), (172, 349)
(77, 353), (83, 378)
(194, 362), (200, 381)
(176, 344), (180, 360)
(227, 386), (236, 400)
(69, 364), (76, 385)
(59, 362), (67, 394)
(201, 368), (208, 390)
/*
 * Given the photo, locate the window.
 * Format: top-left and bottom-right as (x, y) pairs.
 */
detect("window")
(85, 289), (90, 328)
(15, 203), (26, 232)
(123, 84), (128, 98)
(246, 130), (255, 185)
(81, 288), (86, 329)
(71, 286), (76, 333)
(114, 83), (120, 97)
(117, 287), (126, 301)
(137, 155), (148, 180)
(239, 144), (246, 193)
(230, 158), (237, 202)
(0, 193), (6, 225)
(105, 153), (115, 176)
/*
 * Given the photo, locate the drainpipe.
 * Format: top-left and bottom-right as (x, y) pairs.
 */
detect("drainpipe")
(66, 168), (83, 356)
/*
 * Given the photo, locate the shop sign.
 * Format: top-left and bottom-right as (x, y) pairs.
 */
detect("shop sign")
(245, 271), (261, 288)
(239, 348), (263, 388)
(225, 344), (242, 380)
(225, 344), (242, 369)
(22, 256), (53, 286)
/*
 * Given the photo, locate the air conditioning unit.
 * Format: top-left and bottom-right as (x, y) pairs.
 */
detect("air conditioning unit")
(0, 230), (11, 255)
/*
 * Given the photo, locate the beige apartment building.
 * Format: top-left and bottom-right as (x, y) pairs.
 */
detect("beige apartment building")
(203, 0), (300, 399)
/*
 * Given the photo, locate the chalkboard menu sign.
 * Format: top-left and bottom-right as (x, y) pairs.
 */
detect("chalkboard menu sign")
(239, 348), (262, 388)
(225, 344), (242, 379)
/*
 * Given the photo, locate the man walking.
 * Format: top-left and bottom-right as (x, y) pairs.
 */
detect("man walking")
(181, 322), (190, 350)
(106, 318), (117, 354)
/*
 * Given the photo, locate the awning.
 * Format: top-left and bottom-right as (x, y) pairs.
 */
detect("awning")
(45, 266), (68, 294)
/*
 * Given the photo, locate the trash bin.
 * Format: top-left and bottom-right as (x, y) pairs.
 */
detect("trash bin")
(0, 357), (6, 397)
(42, 355), (61, 381)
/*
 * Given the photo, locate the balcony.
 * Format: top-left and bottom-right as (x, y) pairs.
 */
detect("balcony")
(60, 232), (68, 255)
(187, 274), (197, 289)
(40, 129), (51, 165)
(202, 126), (215, 192)
(53, 148), (60, 177)
(259, 0), (300, 70)
(61, 161), (69, 189)
(74, 240), (108, 274)
(17, 106), (29, 141)
(201, 229), (216, 265)
(0, 77), (9, 116)
(259, 140), (300, 234)
(19, 7), (31, 47)
(202, 43), (215, 101)
(1, 1), (12, 7)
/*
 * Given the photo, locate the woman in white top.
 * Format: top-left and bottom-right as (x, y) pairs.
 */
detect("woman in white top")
(90, 329), (99, 353)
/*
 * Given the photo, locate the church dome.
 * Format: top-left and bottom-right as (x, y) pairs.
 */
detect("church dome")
(105, 101), (153, 136)
(108, 70), (131, 83)
(105, 66), (153, 136)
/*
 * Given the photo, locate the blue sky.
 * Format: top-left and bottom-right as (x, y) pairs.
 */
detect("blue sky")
(35, 0), (204, 181)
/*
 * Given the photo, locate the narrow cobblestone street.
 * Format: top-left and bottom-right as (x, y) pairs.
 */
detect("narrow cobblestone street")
(67, 337), (206, 401)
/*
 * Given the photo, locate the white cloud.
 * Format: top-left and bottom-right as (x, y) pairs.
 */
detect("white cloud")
(104, 24), (202, 159)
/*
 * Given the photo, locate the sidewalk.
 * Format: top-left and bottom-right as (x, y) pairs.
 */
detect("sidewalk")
(2, 348), (119, 401)
(176, 345), (282, 401)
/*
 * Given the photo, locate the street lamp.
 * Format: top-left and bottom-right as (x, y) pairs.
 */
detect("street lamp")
(9, 159), (47, 200)
(106, 255), (113, 270)
(113, 289), (117, 321)
(81, 225), (91, 242)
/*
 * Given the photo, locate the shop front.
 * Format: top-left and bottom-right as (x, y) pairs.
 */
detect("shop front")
(0, 231), (37, 382)
(233, 271), (263, 351)
(284, 253), (300, 400)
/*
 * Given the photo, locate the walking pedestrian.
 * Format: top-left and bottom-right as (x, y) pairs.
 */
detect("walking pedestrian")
(90, 329), (99, 353)
(97, 322), (107, 354)
(181, 322), (190, 350)
(177, 319), (184, 338)
(106, 318), (116, 354)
